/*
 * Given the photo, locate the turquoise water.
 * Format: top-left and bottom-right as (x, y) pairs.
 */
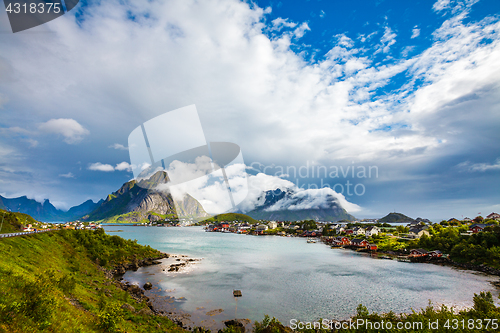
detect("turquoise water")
(105, 226), (499, 329)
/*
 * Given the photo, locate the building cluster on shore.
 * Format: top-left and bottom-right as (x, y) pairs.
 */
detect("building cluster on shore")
(58, 221), (102, 230)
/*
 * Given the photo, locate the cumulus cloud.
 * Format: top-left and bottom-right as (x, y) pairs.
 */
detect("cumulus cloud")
(88, 161), (132, 172)
(38, 119), (89, 144)
(115, 162), (133, 171)
(88, 162), (115, 172)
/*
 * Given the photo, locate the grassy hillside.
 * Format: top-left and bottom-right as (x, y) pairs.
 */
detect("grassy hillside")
(0, 228), (186, 333)
(0, 210), (39, 234)
(202, 213), (259, 224)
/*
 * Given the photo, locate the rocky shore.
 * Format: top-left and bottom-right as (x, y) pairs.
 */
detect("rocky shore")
(102, 253), (212, 331)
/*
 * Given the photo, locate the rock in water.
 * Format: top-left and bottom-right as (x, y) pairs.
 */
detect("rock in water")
(143, 282), (153, 290)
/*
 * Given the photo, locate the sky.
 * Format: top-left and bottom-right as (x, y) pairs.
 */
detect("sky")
(0, 0), (499, 221)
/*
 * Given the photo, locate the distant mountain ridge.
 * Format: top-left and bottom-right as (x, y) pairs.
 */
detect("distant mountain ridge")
(245, 188), (356, 222)
(0, 195), (100, 222)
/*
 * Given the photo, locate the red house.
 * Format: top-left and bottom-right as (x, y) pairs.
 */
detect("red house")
(331, 236), (350, 246)
(469, 224), (493, 233)
(345, 229), (354, 235)
(366, 243), (378, 251)
(351, 239), (369, 247)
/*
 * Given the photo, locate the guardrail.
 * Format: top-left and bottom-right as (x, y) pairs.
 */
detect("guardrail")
(0, 229), (56, 238)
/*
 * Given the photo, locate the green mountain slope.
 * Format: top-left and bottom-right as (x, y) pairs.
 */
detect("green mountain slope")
(0, 228), (186, 333)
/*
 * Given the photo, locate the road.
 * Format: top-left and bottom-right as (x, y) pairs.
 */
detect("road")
(0, 229), (56, 238)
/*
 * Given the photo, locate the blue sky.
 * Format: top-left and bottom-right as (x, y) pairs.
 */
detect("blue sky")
(0, 0), (499, 220)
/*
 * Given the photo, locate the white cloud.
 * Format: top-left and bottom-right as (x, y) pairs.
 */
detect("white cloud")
(88, 162), (115, 172)
(88, 161), (133, 172)
(59, 172), (75, 178)
(293, 22), (310, 39)
(376, 26), (397, 54)
(319, 10), (325, 18)
(458, 159), (500, 172)
(38, 119), (89, 144)
(271, 17), (297, 31)
(433, 0), (479, 14)
(411, 26), (420, 39)
(433, 0), (452, 12)
(115, 161), (133, 171)
(109, 143), (128, 150)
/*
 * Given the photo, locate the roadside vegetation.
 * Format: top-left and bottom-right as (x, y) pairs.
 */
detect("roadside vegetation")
(0, 228), (185, 333)
(250, 292), (500, 333)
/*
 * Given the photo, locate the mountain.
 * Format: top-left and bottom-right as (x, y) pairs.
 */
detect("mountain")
(83, 171), (209, 222)
(65, 199), (103, 221)
(245, 188), (356, 222)
(379, 212), (414, 223)
(0, 195), (100, 222)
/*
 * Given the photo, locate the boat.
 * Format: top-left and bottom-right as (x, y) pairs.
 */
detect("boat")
(307, 238), (316, 243)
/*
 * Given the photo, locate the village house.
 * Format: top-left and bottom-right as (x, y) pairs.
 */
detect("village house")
(268, 221), (278, 229)
(365, 226), (380, 237)
(429, 250), (442, 258)
(408, 226), (430, 239)
(487, 213), (500, 220)
(366, 243), (378, 251)
(352, 227), (365, 236)
(335, 226), (345, 234)
(350, 238), (369, 247)
(330, 236), (350, 246)
(409, 249), (428, 257)
(469, 223), (494, 233)
(256, 224), (268, 233)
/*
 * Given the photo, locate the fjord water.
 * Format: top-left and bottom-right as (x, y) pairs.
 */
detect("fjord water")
(105, 226), (498, 326)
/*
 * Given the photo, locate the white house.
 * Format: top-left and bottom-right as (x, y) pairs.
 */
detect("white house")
(365, 226), (380, 237)
(352, 227), (365, 236)
(268, 221), (278, 229)
(256, 224), (269, 231)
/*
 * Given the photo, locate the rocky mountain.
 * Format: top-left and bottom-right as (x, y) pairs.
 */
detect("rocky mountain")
(378, 212), (414, 223)
(0, 195), (100, 222)
(245, 188), (356, 222)
(83, 171), (209, 222)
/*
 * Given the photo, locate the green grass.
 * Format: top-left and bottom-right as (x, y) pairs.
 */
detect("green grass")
(0, 210), (39, 234)
(201, 213), (259, 224)
(0, 229), (186, 333)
